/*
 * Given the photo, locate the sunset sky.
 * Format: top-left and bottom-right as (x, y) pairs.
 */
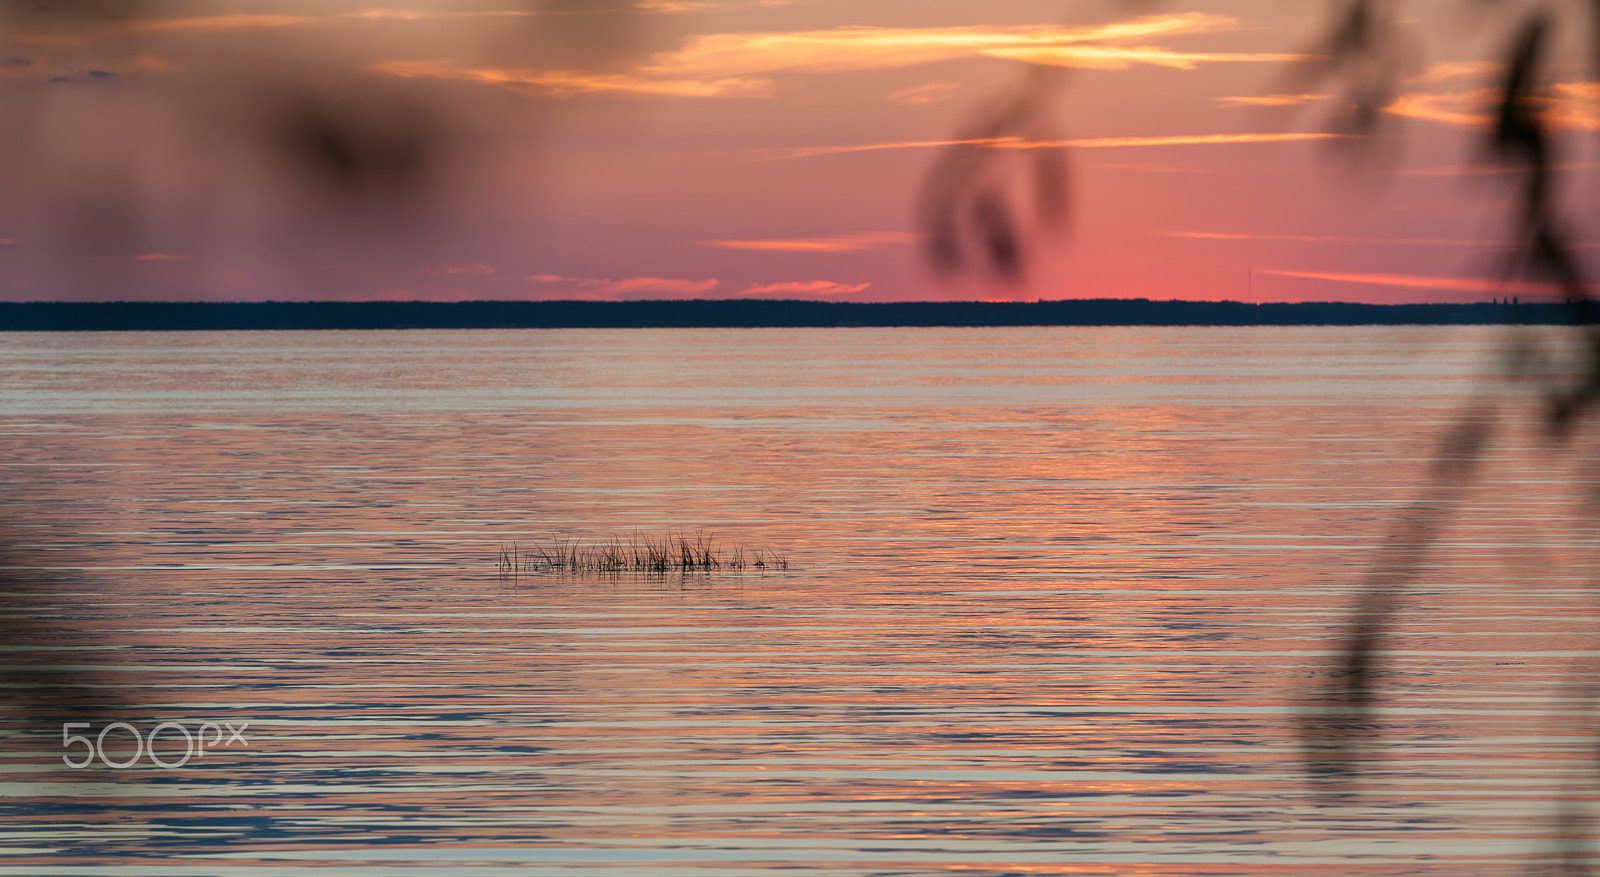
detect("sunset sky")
(0, 0), (1595, 303)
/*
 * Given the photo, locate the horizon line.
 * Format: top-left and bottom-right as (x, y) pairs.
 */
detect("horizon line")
(0, 297), (1553, 306)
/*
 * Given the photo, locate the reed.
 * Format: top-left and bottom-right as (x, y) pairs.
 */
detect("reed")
(497, 531), (788, 579)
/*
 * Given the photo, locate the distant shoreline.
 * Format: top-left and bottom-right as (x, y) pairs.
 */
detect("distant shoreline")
(0, 299), (1589, 331)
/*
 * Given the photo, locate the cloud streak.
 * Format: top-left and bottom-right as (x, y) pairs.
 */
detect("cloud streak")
(527, 274), (721, 297)
(428, 263), (497, 276)
(757, 132), (1349, 161)
(1406, 60), (1502, 85)
(370, 60), (769, 98)
(1383, 81), (1600, 131)
(888, 80), (960, 105)
(1214, 92), (1327, 107)
(1169, 231), (1506, 246)
(115, 8), (542, 33)
(370, 13), (1288, 98)
(636, 0), (796, 12)
(1263, 269), (1554, 295)
(1384, 88), (1495, 129)
(742, 280), (871, 296)
(646, 14), (1241, 77)
(124, 15), (319, 34)
(987, 46), (1304, 70)
(343, 9), (536, 21)
(1054, 132), (1348, 149)
(702, 231), (917, 252)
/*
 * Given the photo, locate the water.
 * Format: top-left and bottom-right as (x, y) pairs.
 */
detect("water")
(0, 326), (1595, 875)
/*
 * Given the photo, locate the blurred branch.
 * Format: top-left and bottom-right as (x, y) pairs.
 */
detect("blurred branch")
(916, 65), (1070, 286)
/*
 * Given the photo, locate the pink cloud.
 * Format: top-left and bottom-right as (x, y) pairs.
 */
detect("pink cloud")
(888, 81), (960, 106)
(1263, 269), (1556, 297)
(124, 14), (319, 33)
(757, 131), (1349, 161)
(600, 276), (720, 295)
(1407, 61), (1503, 85)
(1169, 231), (1507, 247)
(1212, 92), (1326, 108)
(428, 263), (497, 276)
(702, 231), (916, 253)
(370, 14), (1255, 100)
(742, 280), (871, 297)
(134, 253), (188, 261)
(526, 274), (720, 297)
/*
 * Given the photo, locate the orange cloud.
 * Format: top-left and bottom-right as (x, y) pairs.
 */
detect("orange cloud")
(527, 274), (720, 296)
(369, 60), (768, 98)
(758, 131), (1348, 161)
(1384, 163), (1541, 177)
(645, 14), (1238, 78)
(1263, 269), (1553, 295)
(754, 136), (1012, 161)
(636, 0), (796, 11)
(1214, 93), (1327, 108)
(1169, 231), (1504, 246)
(888, 80), (960, 106)
(743, 280), (871, 296)
(636, 0), (718, 10)
(1407, 60), (1502, 85)
(1384, 88), (1495, 129)
(1052, 132), (1348, 149)
(601, 276), (720, 295)
(371, 13), (1263, 98)
(1384, 81), (1600, 131)
(1547, 82), (1600, 131)
(125, 15), (318, 33)
(107, 9), (539, 35)
(344, 9), (535, 21)
(702, 231), (917, 252)
(986, 46), (1305, 70)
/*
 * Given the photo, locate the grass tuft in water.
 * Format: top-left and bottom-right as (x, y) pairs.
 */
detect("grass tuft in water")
(497, 531), (788, 579)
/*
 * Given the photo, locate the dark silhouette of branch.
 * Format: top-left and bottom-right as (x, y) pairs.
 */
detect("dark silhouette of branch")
(1281, 0), (1413, 144)
(916, 66), (1070, 286)
(917, 0), (1600, 863)
(0, 0), (654, 762)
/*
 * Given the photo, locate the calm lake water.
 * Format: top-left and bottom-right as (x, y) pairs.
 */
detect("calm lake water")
(0, 326), (1596, 875)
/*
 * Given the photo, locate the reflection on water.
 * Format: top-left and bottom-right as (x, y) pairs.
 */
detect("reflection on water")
(0, 327), (1594, 875)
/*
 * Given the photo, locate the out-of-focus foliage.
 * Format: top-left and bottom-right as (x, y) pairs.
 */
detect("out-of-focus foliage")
(918, 0), (1600, 865)
(917, 66), (1070, 285)
(0, 0), (655, 762)
(0, 0), (649, 298)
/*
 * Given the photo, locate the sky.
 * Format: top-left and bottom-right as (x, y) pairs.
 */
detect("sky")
(0, 0), (1596, 304)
